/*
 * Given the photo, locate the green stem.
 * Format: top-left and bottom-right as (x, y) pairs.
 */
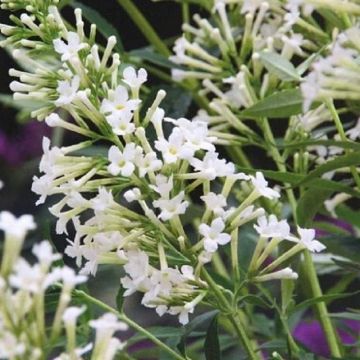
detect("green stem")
(261, 117), (342, 357)
(326, 99), (360, 190)
(303, 251), (342, 357)
(116, 0), (171, 57)
(261, 118), (298, 221)
(73, 289), (187, 360)
(201, 269), (260, 360)
(182, 3), (190, 24)
(231, 227), (240, 283)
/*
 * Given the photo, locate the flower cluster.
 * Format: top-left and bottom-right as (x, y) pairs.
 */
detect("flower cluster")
(0, 0), (329, 327)
(0, 210), (128, 360)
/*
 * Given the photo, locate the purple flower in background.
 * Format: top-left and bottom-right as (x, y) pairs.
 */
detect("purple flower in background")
(0, 121), (50, 166)
(315, 214), (355, 238)
(293, 319), (360, 357)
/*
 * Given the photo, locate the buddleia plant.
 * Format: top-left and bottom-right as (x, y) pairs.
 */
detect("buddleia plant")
(0, 0), (360, 359)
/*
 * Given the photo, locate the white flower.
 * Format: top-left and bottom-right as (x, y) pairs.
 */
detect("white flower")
(53, 32), (86, 61)
(254, 215), (290, 239)
(38, 137), (65, 175)
(143, 268), (183, 304)
(0, 211), (36, 239)
(181, 265), (195, 281)
(135, 152), (162, 177)
(90, 313), (128, 336)
(150, 175), (173, 198)
(9, 259), (55, 293)
(168, 305), (194, 325)
(155, 127), (194, 164)
(200, 192), (227, 216)
(91, 188), (115, 213)
(55, 76), (80, 106)
(199, 217), (231, 253)
(106, 112), (136, 136)
(54, 266), (87, 289)
(251, 172), (280, 199)
(100, 85), (140, 118)
(289, 227), (326, 253)
(45, 113), (63, 127)
(255, 268), (299, 282)
(124, 188), (141, 203)
(123, 66), (148, 89)
(153, 191), (189, 221)
(190, 151), (235, 180)
(32, 241), (61, 267)
(346, 118), (360, 140)
(121, 250), (152, 296)
(107, 143), (142, 177)
(166, 118), (216, 152)
(62, 306), (86, 326)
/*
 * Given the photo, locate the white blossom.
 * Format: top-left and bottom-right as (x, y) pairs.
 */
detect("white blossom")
(135, 152), (162, 177)
(124, 188), (141, 203)
(190, 151), (235, 180)
(155, 128), (194, 164)
(0, 211), (36, 239)
(55, 76), (80, 106)
(289, 227), (326, 253)
(200, 192), (227, 216)
(53, 32), (86, 61)
(150, 175), (173, 198)
(254, 215), (290, 239)
(32, 241), (61, 267)
(123, 66), (148, 89)
(107, 144), (142, 177)
(255, 268), (299, 282)
(153, 192), (189, 221)
(100, 85), (140, 119)
(62, 306), (86, 326)
(251, 172), (280, 199)
(199, 217), (231, 253)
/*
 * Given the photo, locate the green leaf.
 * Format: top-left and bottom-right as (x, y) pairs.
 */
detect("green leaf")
(281, 279), (295, 313)
(297, 187), (333, 227)
(238, 294), (272, 309)
(296, 151), (360, 187)
(323, 235), (360, 262)
(180, 310), (219, 345)
(332, 258), (360, 273)
(204, 314), (221, 360)
(236, 166), (360, 197)
(128, 326), (185, 345)
(281, 139), (360, 152)
(296, 47), (326, 76)
(330, 312), (360, 321)
(129, 47), (177, 69)
(336, 205), (360, 229)
(70, 1), (124, 53)
(240, 89), (303, 119)
(258, 51), (302, 82)
(292, 291), (360, 312)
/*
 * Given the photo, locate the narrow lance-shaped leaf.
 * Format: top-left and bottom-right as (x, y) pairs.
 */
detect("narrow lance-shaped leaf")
(296, 151), (360, 187)
(236, 166), (360, 197)
(258, 51), (302, 82)
(205, 314), (221, 360)
(296, 187), (333, 227)
(240, 89), (303, 119)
